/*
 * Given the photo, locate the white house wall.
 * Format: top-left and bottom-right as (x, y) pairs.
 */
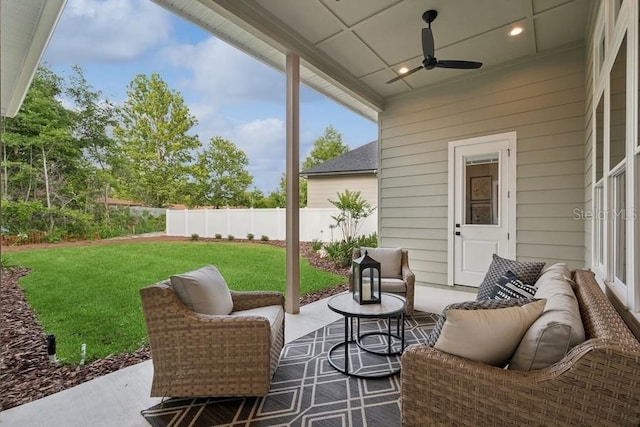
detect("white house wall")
(379, 46), (587, 287)
(306, 175), (378, 209)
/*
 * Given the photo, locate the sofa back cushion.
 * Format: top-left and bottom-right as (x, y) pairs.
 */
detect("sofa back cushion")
(431, 299), (546, 366)
(508, 264), (585, 370)
(360, 247), (402, 279)
(170, 265), (234, 315)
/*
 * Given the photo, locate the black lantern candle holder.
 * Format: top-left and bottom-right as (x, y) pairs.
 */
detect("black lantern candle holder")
(352, 250), (381, 304)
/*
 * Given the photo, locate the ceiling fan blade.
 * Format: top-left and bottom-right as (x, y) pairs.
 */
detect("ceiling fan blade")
(422, 27), (434, 58)
(436, 60), (483, 69)
(386, 65), (424, 84)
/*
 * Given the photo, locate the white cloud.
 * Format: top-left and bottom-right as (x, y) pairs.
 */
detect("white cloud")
(162, 38), (285, 106)
(45, 0), (171, 63)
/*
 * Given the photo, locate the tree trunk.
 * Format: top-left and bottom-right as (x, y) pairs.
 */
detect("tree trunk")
(41, 146), (54, 231)
(1, 133), (7, 199)
(103, 184), (110, 220)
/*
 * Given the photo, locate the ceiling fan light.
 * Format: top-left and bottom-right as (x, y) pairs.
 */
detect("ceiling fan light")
(398, 67), (409, 74)
(509, 26), (524, 37)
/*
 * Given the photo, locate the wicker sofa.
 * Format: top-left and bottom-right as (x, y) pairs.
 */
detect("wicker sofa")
(402, 269), (640, 426)
(140, 279), (284, 398)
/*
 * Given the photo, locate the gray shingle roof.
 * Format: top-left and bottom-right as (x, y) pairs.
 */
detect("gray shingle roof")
(300, 140), (377, 176)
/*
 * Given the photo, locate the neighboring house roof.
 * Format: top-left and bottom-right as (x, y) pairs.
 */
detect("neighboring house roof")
(301, 141), (377, 177)
(101, 198), (143, 207)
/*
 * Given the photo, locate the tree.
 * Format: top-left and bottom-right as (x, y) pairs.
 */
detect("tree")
(66, 65), (117, 215)
(275, 172), (307, 207)
(191, 137), (253, 208)
(2, 65), (77, 230)
(113, 73), (200, 207)
(329, 189), (375, 242)
(302, 125), (349, 170)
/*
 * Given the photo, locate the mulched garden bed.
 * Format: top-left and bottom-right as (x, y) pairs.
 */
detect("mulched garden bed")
(0, 236), (349, 411)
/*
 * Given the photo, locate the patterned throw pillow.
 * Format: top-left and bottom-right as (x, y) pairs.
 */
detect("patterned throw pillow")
(426, 298), (537, 347)
(490, 271), (537, 300)
(476, 254), (545, 300)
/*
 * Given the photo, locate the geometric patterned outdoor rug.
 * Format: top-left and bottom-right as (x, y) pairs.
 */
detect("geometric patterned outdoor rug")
(141, 311), (438, 427)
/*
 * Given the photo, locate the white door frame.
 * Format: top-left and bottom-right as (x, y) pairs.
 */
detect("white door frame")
(447, 131), (517, 286)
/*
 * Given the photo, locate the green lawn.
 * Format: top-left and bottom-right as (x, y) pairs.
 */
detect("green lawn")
(9, 241), (345, 364)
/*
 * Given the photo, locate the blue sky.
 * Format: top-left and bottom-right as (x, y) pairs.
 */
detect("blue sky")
(43, 0), (377, 193)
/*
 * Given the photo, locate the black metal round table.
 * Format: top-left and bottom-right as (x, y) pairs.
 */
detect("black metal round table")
(327, 292), (406, 378)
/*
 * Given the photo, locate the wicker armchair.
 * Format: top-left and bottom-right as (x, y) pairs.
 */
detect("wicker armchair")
(348, 247), (415, 315)
(140, 281), (285, 398)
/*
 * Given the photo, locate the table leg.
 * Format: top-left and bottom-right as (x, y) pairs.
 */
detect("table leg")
(344, 316), (349, 374)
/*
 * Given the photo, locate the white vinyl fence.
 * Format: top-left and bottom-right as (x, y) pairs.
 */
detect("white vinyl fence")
(166, 208), (377, 242)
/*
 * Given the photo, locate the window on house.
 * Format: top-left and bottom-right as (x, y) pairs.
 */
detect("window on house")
(595, 184), (605, 269)
(596, 96), (605, 181)
(610, 35), (626, 169)
(612, 170), (626, 285)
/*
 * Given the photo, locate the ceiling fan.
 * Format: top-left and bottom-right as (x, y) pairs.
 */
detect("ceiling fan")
(386, 9), (483, 84)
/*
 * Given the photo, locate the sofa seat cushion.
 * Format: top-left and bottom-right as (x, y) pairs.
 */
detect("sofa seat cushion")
(508, 264), (585, 371)
(430, 299), (547, 366)
(477, 254), (545, 300)
(231, 305), (284, 346)
(360, 247), (402, 279)
(170, 265), (234, 315)
(381, 278), (407, 293)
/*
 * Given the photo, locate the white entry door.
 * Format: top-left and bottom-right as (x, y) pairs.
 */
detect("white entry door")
(448, 132), (517, 287)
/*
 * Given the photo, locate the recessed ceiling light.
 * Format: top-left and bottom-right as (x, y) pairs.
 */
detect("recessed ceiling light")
(509, 26), (524, 37)
(398, 67), (409, 74)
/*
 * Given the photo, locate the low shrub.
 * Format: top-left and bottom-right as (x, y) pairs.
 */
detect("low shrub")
(227, 234), (235, 241)
(46, 229), (63, 243)
(260, 235), (269, 241)
(311, 239), (323, 251)
(215, 233), (222, 239)
(1, 254), (16, 268)
(324, 233), (378, 267)
(190, 233), (199, 241)
(247, 233), (255, 240)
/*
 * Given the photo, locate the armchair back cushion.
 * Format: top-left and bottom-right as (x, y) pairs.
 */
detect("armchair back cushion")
(170, 265), (234, 315)
(360, 247), (402, 278)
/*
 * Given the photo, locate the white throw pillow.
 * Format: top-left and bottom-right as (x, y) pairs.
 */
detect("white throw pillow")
(170, 265), (234, 315)
(433, 299), (546, 366)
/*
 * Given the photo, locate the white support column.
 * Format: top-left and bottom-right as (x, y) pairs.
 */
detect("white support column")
(285, 53), (300, 314)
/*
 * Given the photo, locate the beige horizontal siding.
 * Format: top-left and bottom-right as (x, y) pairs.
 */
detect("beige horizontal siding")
(379, 46), (587, 287)
(306, 175), (377, 208)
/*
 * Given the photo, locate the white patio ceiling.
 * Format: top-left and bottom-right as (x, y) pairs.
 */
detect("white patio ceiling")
(154, 0), (592, 121)
(0, 0), (66, 117)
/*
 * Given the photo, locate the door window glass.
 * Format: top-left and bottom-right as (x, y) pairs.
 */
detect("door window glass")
(465, 153), (499, 225)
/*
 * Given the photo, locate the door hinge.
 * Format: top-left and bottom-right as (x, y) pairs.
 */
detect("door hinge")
(507, 232), (510, 240)
(507, 148), (511, 157)
(507, 191), (510, 198)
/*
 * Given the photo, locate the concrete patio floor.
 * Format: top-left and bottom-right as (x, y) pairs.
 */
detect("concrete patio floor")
(0, 286), (473, 427)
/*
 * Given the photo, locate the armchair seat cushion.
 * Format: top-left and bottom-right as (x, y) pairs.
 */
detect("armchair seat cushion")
(231, 305), (285, 346)
(381, 278), (407, 293)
